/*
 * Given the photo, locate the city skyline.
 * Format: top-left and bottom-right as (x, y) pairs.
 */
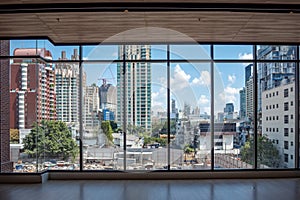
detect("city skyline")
(10, 40), (253, 115)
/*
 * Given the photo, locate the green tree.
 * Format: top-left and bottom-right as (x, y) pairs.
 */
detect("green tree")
(22, 120), (79, 161)
(101, 121), (113, 143)
(241, 135), (282, 168)
(109, 121), (118, 132)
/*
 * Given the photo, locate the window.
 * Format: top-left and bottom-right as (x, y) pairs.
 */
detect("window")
(284, 141), (289, 150)
(291, 101), (293, 106)
(284, 115), (289, 124)
(284, 102), (289, 111)
(291, 115), (293, 120)
(291, 141), (293, 146)
(284, 128), (289, 136)
(284, 154), (289, 163)
(291, 87), (293, 92)
(284, 89), (289, 97)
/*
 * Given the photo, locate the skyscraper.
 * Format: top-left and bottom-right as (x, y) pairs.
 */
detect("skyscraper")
(99, 79), (116, 111)
(83, 84), (100, 128)
(10, 48), (56, 129)
(55, 50), (79, 125)
(245, 64), (253, 84)
(117, 45), (152, 132)
(224, 103), (234, 113)
(239, 88), (246, 119)
(246, 76), (254, 120)
(257, 46), (296, 111)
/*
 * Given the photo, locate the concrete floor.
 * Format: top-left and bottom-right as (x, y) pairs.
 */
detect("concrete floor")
(0, 178), (300, 200)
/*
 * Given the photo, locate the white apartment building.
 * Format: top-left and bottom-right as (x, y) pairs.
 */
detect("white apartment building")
(262, 80), (295, 168)
(84, 85), (100, 128)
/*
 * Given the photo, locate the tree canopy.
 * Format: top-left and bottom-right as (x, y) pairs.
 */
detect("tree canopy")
(23, 120), (79, 161)
(101, 121), (113, 143)
(241, 135), (282, 168)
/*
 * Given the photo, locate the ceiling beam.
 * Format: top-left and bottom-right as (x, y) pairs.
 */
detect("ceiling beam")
(0, 3), (300, 14)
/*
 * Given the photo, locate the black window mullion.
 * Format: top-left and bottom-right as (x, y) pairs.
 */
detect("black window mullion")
(167, 44), (171, 171)
(253, 45), (258, 169)
(211, 44), (215, 171)
(295, 45), (299, 169)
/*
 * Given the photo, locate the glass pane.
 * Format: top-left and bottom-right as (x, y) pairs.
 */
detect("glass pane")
(11, 46), (81, 172)
(83, 45), (118, 61)
(257, 45), (297, 60)
(82, 62), (118, 170)
(170, 62), (211, 170)
(10, 40), (79, 61)
(123, 45), (151, 60)
(214, 63), (254, 169)
(214, 45), (253, 60)
(9, 44), (81, 172)
(150, 45), (167, 60)
(10, 40), (39, 57)
(257, 60), (296, 169)
(170, 44), (210, 60)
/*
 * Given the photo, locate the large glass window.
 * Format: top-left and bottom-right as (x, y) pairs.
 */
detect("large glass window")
(257, 45), (297, 169)
(214, 63), (254, 169)
(2, 41), (300, 173)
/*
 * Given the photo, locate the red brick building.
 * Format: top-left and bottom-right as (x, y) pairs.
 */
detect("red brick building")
(0, 40), (13, 172)
(10, 48), (56, 129)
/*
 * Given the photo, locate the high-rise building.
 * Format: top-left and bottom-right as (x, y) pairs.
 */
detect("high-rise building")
(257, 46), (296, 111)
(117, 45), (152, 132)
(55, 50), (79, 124)
(171, 99), (176, 114)
(99, 79), (116, 111)
(10, 48), (56, 129)
(246, 76), (254, 120)
(245, 64), (253, 84)
(224, 103), (234, 113)
(0, 40), (13, 172)
(239, 87), (246, 119)
(262, 80), (295, 168)
(83, 84), (100, 128)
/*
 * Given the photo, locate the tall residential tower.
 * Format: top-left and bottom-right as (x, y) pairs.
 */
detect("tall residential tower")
(117, 45), (152, 132)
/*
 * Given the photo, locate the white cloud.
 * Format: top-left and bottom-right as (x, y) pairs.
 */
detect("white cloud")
(152, 87), (166, 107)
(170, 64), (191, 90)
(238, 53), (253, 66)
(228, 74), (236, 85)
(218, 86), (241, 104)
(202, 106), (210, 114)
(238, 53), (253, 60)
(198, 95), (209, 105)
(191, 70), (210, 86)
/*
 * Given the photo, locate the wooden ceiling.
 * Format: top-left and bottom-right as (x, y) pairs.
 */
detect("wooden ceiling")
(0, 1), (300, 44)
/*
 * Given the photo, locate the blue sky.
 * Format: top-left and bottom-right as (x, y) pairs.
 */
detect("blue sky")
(10, 40), (253, 114)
